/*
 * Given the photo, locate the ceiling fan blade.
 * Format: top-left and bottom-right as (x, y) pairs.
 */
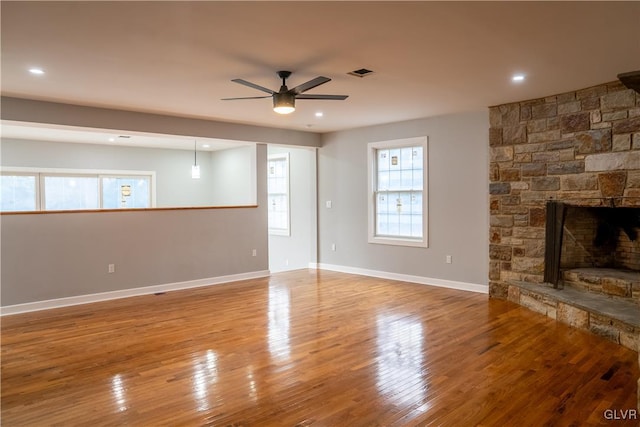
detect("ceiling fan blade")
(231, 79), (275, 95)
(296, 94), (349, 100)
(221, 96), (272, 100)
(291, 76), (331, 94)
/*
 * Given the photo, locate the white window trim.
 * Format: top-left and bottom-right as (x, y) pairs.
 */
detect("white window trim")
(0, 167), (157, 211)
(267, 153), (290, 236)
(367, 136), (428, 248)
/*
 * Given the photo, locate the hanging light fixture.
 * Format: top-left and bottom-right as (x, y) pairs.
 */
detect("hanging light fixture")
(191, 140), (200, 179)
(273, 92), (295, 114)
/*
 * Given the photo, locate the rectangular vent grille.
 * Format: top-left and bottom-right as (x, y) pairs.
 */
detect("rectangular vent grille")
(348, 68), (374, 78)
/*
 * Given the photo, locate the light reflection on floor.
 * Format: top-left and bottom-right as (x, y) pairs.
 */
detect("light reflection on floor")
(376, 313), (429, 411)
(268, 284), (291, 362)
(111, 374), (127, 412)
(192, 349), (218, 412)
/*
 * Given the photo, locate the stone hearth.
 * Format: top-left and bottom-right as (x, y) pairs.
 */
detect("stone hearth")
(508, 270), (639, 351)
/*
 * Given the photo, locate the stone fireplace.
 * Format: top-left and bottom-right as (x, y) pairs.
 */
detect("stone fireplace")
(488, 80), (640, 410)
(488, 80), (639, 353)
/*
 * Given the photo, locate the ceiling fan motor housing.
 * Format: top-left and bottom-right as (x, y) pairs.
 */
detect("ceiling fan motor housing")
(273, 92), (296, 110)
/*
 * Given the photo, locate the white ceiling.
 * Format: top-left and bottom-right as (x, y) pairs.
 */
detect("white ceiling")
(1, 1), (639, 145)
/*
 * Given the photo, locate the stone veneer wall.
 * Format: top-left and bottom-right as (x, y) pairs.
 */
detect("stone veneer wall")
(489, 81), (640, 298)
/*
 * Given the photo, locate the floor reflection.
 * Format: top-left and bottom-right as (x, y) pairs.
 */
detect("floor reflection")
(192, 349), (218, 411)
(268, 285), (291, 361)
(246, 366), (258, 403)
(111, 374), (127, 412)
(376, 314), (427, 409)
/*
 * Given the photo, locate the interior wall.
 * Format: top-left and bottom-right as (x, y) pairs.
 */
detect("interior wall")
(0, 144), (269, 307)
(0, 138), (256, 207)
(268, 145), (317, 272)
(1, 97), (321, 147)
(210, 145), (257, 206)
(318, 111), (489, 288)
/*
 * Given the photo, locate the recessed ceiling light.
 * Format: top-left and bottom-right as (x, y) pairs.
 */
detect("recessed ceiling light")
(108, 137), (115, 142)
(315, 112), (324, 117)
(512, 74), (526, 82)
(29, 68), (45, 75)
(202, 144), (210, 148)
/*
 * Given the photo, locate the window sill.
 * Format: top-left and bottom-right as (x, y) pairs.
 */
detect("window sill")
(368, 236), (428, 248)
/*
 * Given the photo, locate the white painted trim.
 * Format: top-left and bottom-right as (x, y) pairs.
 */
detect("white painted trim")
(316, 263), (488, 294)
(0, 270), (270, 316)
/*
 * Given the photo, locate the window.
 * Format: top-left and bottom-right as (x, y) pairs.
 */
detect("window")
(0, 173), (38, 212)
(267, 153), (290, 236)
(368, 137), (428, 247)
(43, 175), (99, 210)
(0, 168), (154, 212)
(102, 176), (151, 209)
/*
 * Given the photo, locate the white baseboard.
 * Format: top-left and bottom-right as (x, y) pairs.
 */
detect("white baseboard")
(313, 263), (488, 294)
(0, 270), (271, 316)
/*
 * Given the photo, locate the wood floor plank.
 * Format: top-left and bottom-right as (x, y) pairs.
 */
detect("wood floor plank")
(1, 269), (638, 426)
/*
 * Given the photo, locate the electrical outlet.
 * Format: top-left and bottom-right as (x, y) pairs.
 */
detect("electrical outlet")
(108, 264), (115, 273)
(326, 200), (332, 208)
(446, 255), (452, 264)
(331, 243), (336, 251)
(252, 249), (257, 257)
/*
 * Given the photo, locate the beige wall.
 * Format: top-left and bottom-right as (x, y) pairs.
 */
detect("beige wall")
(1, 145), (268, 307)
(1, 97), (321, 147)
(318, 111), (489, 288)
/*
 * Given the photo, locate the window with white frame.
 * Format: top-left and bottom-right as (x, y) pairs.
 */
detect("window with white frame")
(101, 176), (152, 209)
(43, 175), (100, 210)
(267, 153), (290, 236)
(0, 169), (154, 212)
(0, 173), (38, 212)
(368, 137), (428, 247)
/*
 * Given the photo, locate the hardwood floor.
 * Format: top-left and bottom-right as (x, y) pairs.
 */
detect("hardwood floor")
(1, 270), (638, 426)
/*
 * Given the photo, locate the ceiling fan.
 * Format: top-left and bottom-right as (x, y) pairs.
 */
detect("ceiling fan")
(221, 71), (348, 114)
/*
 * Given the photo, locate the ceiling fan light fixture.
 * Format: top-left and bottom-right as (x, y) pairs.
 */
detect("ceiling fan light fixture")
(224, 71), (348, 114)
(273, 92), (296, 114)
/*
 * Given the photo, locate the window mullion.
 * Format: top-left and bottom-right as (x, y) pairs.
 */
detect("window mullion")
(98, 175), (104, 209)
(38, 173), (45, 211)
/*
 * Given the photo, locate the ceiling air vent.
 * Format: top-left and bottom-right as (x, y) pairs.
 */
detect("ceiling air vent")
(348, 68), (374, 78)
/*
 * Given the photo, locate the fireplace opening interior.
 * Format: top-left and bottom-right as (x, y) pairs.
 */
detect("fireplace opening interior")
(561, 206), (640, 272)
